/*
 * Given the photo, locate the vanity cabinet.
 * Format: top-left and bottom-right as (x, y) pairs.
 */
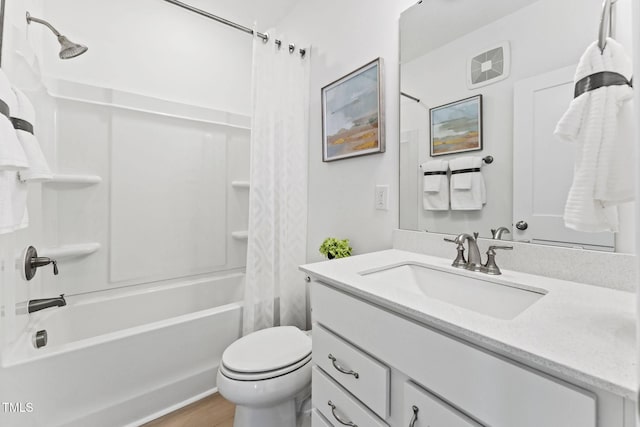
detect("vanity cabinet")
(311, 281), (630, 427)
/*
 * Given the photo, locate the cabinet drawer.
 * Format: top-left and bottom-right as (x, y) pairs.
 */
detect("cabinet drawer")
(312, 408), (333, 427)
(312, 283), (596, 427)
(404, 381), (483, 427)
(312, 366), (388, 427)
(314, 324), (390, 418)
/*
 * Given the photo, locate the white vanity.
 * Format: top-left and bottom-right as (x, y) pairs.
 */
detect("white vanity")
(300, 247), (636, 427)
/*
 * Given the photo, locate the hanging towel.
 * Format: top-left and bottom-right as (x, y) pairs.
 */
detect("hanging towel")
(0, 171), (28, 234)
(0, 70), (28, 170)
(555, 38), (634, 232)
(449, 156), (486, 210)
(420, 160), (449, 210)
(12, 88), (52, 182)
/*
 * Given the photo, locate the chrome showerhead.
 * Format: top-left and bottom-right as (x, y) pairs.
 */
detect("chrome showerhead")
(26, 12), (88, 60)
(56, 35), (88, 59)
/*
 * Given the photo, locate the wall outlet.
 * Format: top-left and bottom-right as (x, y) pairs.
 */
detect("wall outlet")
(375, 185), (389, 210)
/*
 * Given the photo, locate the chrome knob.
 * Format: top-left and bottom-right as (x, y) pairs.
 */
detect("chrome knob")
(515, 221), (528, 231)
(24, 246), (59, 281)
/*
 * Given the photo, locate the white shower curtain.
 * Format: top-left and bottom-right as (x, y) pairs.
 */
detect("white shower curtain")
(243, 32), (310, 335)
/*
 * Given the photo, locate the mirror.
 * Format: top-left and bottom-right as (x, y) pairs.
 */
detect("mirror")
(399, 0), (635, 252)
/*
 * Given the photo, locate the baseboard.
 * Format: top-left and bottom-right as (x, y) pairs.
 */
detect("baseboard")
(65, 363), (219, 427)
(127, 387), (218, 427)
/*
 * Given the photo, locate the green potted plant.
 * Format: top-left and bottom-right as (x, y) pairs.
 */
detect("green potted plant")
(319, 237), (352, 259)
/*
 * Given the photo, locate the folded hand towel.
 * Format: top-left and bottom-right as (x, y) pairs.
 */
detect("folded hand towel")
(12, 88), (52, 182)
(0, 70), (28, 170)
(420, 160), (449, 210)
(555, 38), (634, 232)
(449, 156), (485, 210)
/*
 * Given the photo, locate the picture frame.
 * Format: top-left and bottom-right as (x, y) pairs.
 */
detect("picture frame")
(430, 95), (483, 157)
(321, 58), (385, 162)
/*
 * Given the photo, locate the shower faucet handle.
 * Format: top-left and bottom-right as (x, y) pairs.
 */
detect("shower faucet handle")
(23, 246), (59, 281)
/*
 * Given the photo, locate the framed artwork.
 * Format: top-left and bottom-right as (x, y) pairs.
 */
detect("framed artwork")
(321, 58), (385, 162)
(430, 95), (483, 157)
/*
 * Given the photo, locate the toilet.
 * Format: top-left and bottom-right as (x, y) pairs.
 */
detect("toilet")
(217, 326), (312, 427)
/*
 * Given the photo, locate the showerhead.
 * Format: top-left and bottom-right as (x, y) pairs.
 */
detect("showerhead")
(26, 12), (88, 60)
(56, 35), (88, 59)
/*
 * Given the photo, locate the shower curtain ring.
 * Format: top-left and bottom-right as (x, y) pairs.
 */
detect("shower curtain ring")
(275, 39), (282, 49)
(299, 48), (306, 58)
(288, 43), (295, 54)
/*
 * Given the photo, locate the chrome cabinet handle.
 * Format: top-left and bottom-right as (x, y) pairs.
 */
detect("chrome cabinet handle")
(328, 400), (358, 427)
(328, 354), (359, 379)
(409, 405), (419, 427)
(515, 220), (528, 230)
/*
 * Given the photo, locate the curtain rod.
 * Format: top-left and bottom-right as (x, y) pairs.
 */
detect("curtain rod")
(161, 0), (269, 42)
(401, 92), (420, 103)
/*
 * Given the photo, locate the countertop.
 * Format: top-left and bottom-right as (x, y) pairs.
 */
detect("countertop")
(300, 249), (637, 399)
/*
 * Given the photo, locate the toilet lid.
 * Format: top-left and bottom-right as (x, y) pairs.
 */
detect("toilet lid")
(222, 326), (311, 374)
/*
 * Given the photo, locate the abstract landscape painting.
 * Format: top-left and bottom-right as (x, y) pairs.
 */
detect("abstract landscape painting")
(430, 95), (482, 156)
(322, 58), (384, 161)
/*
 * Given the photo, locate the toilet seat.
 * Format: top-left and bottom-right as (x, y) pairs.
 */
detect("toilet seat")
(220, 326), (312, 381)
(220, 353), (312, 381)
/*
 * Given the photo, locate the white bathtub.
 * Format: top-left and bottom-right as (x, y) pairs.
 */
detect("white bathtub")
(0, 273), (244, 427)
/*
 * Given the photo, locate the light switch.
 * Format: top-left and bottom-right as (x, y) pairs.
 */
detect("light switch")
(375, 185), (389, 210)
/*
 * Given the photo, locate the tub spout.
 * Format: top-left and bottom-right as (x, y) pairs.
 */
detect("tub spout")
(28, 294), (66, 313)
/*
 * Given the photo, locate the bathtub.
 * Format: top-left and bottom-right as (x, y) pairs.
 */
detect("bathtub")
(0, 272), (244, 427)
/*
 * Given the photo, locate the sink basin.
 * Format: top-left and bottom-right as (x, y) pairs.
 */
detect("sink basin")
(360, 263), (546, 320)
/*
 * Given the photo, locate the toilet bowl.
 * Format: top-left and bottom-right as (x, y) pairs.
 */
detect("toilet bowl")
(217, 326), (312, 427)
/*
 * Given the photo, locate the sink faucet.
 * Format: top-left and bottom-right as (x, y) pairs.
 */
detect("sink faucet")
(455, 233), (483, 272)
(491, 226), (511, 240)
(28, 294), (66, 313)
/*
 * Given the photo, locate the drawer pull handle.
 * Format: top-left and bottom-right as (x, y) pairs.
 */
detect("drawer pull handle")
(328, 354), (359, 379)
(409, 405), (419, 427)
(328, 400), (358, 427)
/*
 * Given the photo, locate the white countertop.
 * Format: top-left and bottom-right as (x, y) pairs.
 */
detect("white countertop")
(300, 249), (637, 399)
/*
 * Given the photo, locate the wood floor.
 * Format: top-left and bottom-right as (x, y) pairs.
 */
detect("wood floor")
(143, 393), (235, 427)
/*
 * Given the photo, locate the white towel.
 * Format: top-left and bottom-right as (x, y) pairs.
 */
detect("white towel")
(449, 156), (486, 210)
(12, 88), (52, 182)
(0, 171), (28, 234)
(555, 38), (634, 232)
(0, 70), (28, 170)
(420, 160), (449, 210)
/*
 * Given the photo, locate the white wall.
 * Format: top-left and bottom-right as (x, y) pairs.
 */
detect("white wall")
(37, 0), (253, 114)
(276, 0), (415, 261)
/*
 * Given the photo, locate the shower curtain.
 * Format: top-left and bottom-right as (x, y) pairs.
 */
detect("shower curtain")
(243, 32), (310, 335)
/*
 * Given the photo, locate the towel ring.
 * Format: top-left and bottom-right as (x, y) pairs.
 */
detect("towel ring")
(598, 0), (617, 53)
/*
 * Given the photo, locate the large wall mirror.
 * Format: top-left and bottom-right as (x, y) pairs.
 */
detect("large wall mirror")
(399, 0), (635, 253)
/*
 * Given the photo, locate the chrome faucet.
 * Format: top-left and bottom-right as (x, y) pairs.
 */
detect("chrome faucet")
(455, 233), (483, 271)
(491, 226), (511, 240)
(28, 294), (66, 313)
(445, 233), (513, 275)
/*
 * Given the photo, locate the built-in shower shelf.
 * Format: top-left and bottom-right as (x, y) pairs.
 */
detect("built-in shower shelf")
(231, 181), (250, 189)
(45, 174), (102, 186)
(39, 243), (101, 260)
(231, 231), (249, 240)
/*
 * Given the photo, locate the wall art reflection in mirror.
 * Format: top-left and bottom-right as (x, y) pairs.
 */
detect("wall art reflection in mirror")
(322, 58), (385, 162)
(430, 95), (482, 157)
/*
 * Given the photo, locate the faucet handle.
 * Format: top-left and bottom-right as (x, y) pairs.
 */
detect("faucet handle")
(484, 245), (513, 275)
(444, 237), (467, 268)
(486, 245), (513, 254)
(23, 246), (59, 281)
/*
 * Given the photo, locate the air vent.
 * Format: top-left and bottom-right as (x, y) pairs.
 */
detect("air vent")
(467, 42), (510, 89)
